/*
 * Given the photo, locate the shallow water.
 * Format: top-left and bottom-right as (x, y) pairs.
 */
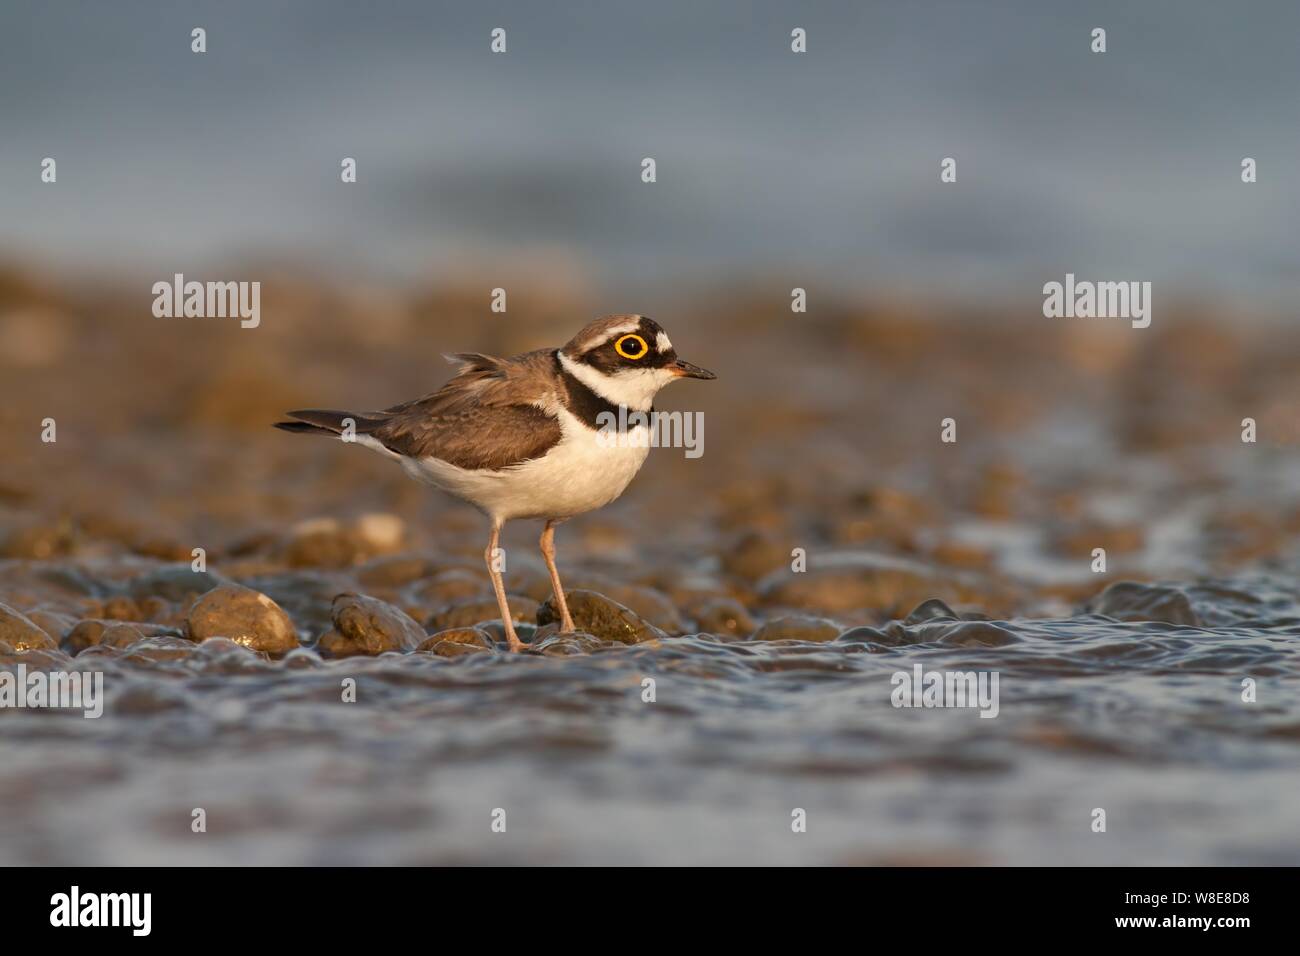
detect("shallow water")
(4, 589), (1299, 866)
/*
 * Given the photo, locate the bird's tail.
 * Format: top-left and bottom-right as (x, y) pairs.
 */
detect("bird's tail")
(273, 408), (386, 437)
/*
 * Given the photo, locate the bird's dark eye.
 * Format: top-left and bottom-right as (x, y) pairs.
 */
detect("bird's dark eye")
(614, 333), (649, 360)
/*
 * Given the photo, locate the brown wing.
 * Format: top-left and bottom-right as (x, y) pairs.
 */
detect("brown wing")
(368, 349), (563, 470)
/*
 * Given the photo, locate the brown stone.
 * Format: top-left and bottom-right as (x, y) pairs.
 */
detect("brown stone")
(317, 593), (427, 657)
(750, 615), (841, 643)
(415, 627), (495, 657)
(428, 596), (539, 631)
(690, 596), (757, 637)
(186, 585), (299, 656)
(0, 602), (58, 652)
(536, 590), (665, 645)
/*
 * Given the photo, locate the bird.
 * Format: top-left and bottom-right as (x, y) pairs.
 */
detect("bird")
(275, 314), (715, 651)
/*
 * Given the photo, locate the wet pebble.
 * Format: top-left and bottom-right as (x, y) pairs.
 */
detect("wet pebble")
(278, 513), (406, 569)
(876, 618), (1020, 648)
(356, 554), (435, 588)
(415, 626), (495, 657)
(186, 585), (299, 656)
(186, 635), (272, 671)
(0, 522), (74, 560)
(836, 486), (933, 548)
(531, 629), (607, 655)
(833, 625), (892, 645)
(101, 623), (147, 649)
(281, 646), (324, 669)
(62, 619), (181, 654)
(402, 568), (489, 606)
(904, 598), (962, 623)
(502, 564), (560, 603)
(931, 620), (1020, 648)
(0, 602), (58, 652)
(536, 590), (665, 645)
(317, 593), (427, 658)
(1087, 581), (1199, 626)
(720, 531), (791, 582)
(750, 615), (841, 643)
(238, 570), (354, 637)
(23, 607), (78, 643)
(123, 635), (204, 664)
(428, 595), (539, 631)
(690, 595), (757, 637)
(279, 517), (363, 568)
(353, 513), (406, 553)
(0, 645), (68, 668)
(568, 579), (685, 634)
(95, 594), (178, 625)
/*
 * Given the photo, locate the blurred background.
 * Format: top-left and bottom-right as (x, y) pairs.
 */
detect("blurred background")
(1, 1), (1299, 866)
(3, 0), (1299, 301)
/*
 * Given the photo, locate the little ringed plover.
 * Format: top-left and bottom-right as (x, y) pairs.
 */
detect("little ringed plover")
(275, 314), (715, 651)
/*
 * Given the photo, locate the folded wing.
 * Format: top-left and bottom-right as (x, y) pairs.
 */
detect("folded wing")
(369, 349), (564, 470)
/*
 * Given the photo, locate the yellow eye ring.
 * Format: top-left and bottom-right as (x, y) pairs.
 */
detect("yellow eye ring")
(614, 333), (649, 360)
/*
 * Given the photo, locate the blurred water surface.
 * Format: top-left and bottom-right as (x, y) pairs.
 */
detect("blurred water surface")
(1, 1), (1298, 302)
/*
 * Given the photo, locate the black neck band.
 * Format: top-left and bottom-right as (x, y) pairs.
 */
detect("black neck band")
(554, 353), (651, 430)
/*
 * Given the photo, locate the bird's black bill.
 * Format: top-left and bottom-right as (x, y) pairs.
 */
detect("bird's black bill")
(671, 359), (716, 380)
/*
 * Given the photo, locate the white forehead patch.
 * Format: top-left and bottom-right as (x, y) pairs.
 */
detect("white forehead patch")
(602, 319), (642, 341)
(656, 331), (673, 352)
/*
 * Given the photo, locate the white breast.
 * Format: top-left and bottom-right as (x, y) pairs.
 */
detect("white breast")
(399, 408), (651, 522)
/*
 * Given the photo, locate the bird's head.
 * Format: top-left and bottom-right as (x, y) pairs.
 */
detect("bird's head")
(557, 314), (715, 411)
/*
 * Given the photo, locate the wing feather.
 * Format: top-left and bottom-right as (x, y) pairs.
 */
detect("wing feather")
(370, 349), (564, 469)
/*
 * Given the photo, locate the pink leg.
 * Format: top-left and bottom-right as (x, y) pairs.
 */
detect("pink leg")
(485, 521), (523, 651)
(540, 519), (576, 633)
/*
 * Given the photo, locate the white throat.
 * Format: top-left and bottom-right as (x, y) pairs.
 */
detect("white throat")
(557, 350), (674, 413)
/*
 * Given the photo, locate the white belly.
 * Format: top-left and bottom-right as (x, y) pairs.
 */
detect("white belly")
(399, 410), (651, 522)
